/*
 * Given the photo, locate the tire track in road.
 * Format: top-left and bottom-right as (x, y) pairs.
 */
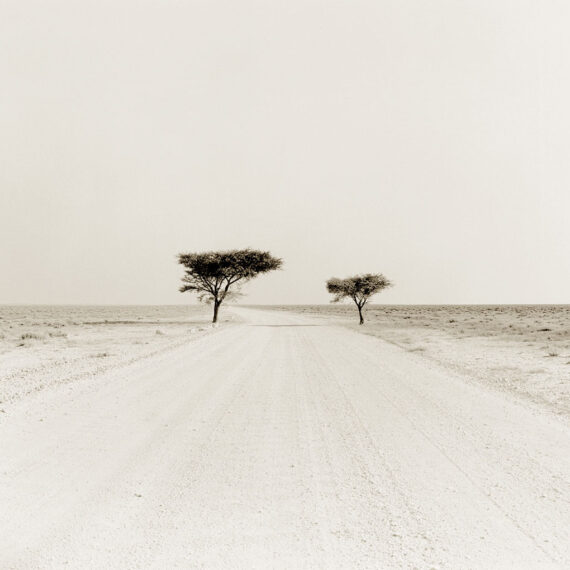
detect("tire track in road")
(331, 326), (569, 565)
(1, 308), (568, 569)
(1, 325), (266, 568)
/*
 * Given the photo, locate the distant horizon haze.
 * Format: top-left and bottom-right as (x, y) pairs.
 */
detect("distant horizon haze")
(1, 302), (569, 309)
(2, 1), (569, 305)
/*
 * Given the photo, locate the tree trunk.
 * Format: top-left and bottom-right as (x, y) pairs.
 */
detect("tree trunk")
(212, 299), (220, 323)
(358, 305), (364, 325)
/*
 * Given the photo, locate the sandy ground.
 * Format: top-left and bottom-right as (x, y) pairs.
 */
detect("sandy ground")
(1, 307), (569, 568)
(0, 305), (221, 405)
(258, 305), (570, 421)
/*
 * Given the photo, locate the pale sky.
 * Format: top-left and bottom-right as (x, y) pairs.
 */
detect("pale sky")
(2, 0), (569, 305)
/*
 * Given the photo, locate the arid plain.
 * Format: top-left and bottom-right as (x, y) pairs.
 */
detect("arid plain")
(3, 305), (568, 415)
(0, 305), (223, 405)
(1, 304), (569, 568)
(256, 304), (570, 421)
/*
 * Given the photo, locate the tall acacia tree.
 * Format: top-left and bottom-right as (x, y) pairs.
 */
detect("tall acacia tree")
(178, 249), (282, 323)
(326, 273), (392, 325)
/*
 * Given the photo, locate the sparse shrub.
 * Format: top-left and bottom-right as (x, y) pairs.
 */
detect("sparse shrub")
(48, 331), (67, 338)
(92, 352), (110, 358)
(20, 333), (44, 340)
(546, 350), (559, 357)
(155, 329), (165, 335)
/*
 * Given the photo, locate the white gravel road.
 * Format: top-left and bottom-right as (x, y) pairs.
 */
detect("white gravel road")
(1, 307), (569, 569)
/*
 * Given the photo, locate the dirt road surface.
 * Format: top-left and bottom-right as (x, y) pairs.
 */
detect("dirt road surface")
(1, 308), (569, 569)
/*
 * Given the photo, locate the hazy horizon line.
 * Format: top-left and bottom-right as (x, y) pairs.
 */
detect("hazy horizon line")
(1, 303), (568, 308)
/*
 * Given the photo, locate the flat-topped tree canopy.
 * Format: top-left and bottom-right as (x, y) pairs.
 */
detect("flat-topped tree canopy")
(178, 249), (282, 322)
(327, 273), (392, 325)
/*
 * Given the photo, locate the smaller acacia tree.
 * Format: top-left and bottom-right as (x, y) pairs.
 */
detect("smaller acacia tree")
(178, 249), (282, 323)
(326, 273), (392, 325)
